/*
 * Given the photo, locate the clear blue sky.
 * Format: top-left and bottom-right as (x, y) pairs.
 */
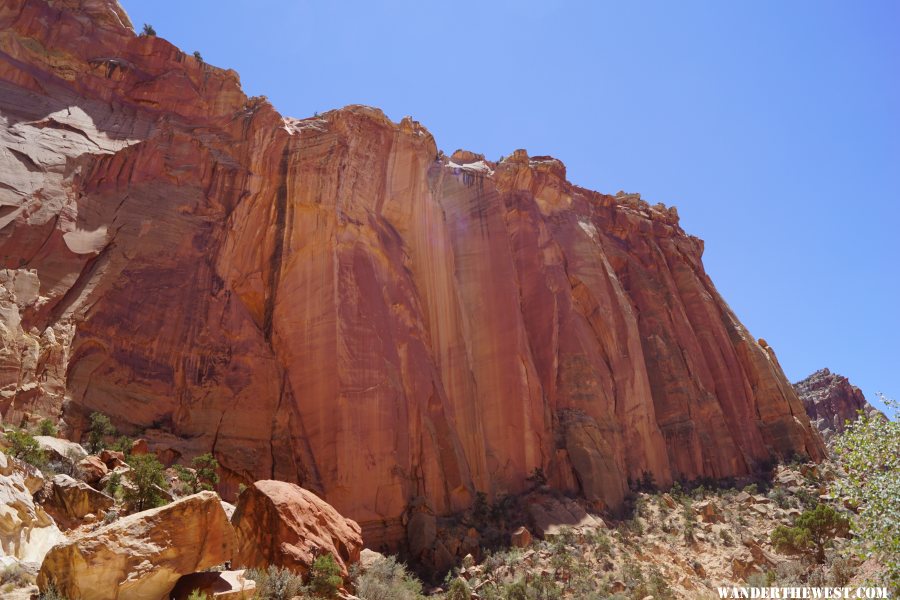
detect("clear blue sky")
(120, 1), (899, 414)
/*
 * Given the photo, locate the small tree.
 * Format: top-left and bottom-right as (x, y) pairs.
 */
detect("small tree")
(38, 418), (58, 436)
(124, 454), (168, 512)
(141, 23), (156, 36)
(309, 554), (342, 598)
(4, 428), (46, 467)
(87, 412), (116, 453)
(771, 504), (849, 563)
(832, 395), (900, 593)
(192, 453), (219, 491)
(193, 50), (203, 62)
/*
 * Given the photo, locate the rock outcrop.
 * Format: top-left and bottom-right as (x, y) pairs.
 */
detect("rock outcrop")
(1, 0), (824, 550)
(793, 369), (880, 441)
(0, 451), (64, 564)
(37, 491), (234, 600)
(231, 480), (363, 577)
(43, 473), (114, 528)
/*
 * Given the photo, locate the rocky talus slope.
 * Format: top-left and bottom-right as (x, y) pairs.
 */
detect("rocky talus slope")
(0, 0), (823, 551)
(793, 369), (880, 442)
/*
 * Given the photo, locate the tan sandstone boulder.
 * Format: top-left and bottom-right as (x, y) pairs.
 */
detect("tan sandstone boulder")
(232, 480), (362, 577)
(43, 474), (114, 528)
(38, 491), (234, 600)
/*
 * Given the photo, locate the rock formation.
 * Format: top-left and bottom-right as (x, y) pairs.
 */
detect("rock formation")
(37, 491), (234, 600)
(793, 368), (880, 441)
(231, 480), (363, 577)
(0, 450), (65, 564)
(43, 473), (114, 528)
(1, 0), (824, 550)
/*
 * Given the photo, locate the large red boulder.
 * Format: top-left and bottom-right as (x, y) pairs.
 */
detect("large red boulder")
(231, 480), (362, 577)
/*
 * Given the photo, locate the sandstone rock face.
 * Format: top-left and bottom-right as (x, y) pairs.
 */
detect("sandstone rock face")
(2, 0), (824, 550)
(232, 480), (363, 577)
(37, 491), (234, 600)
(0, 451), (65, 563)
(793, 369), (880, 441)
(43, 473), (114, 528)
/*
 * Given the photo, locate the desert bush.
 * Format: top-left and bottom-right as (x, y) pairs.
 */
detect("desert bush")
(1, 563), (34, 587)
(141, 23), (156, 36)
(446, 577), (471, 600)
(38, 585), (71, 600)
(38, 418), (57, 436)
(352, 555), (423, 600)
(246, 565), (306, 600)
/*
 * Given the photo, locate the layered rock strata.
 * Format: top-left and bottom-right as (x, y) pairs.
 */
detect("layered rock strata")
(0, 0), (824, 549)
(794, 368), (880, 441)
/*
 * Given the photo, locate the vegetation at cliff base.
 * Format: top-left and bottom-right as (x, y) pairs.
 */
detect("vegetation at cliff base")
(831, 394), (900, 592)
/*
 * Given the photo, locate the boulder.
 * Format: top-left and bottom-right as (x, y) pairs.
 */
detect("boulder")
(99, 449), (126, 470)
(130, 439), (149, 456)
(511, 526), (533, 548)
(231, 480), (362, 577)
(77, 456), (109, 486)
(34, 436), (87, 464)
(170, 569), (256, 600)
(0, 451), (65, 563)
(0, 452), (44, 495)
(38, 491), (235, 600)
(694, 500), (723, 523)
(43, 474), (115, 528)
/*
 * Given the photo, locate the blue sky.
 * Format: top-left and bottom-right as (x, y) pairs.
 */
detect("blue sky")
(120, 1), (898, 414)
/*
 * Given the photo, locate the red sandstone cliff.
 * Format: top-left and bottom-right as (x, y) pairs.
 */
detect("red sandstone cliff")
(0, 0), (823, 549)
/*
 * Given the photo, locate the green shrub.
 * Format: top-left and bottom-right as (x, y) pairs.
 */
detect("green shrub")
(192, 452), (219, 491)
(351, 555), (423, 600)
(246, 565), (306, 600)
(4, 428), (46, 467)
(309, 553), (342, 598)
(141, 23), (156, 36)
(446, 578), (471, 600)
(771, 504), (849, 563)
(87, 412), (116, 453)
(123, 453), (168, 512)
(104, 471), (123, 498)
(111, 435), (134, 456)
(37, 418), (57, 436)
(193, 51), (203, 62)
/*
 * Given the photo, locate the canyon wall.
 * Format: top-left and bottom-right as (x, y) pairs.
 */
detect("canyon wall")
(0, 0), (824, 548)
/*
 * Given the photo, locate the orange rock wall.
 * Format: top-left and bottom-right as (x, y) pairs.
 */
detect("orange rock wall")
(0, 0), (824, 549)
